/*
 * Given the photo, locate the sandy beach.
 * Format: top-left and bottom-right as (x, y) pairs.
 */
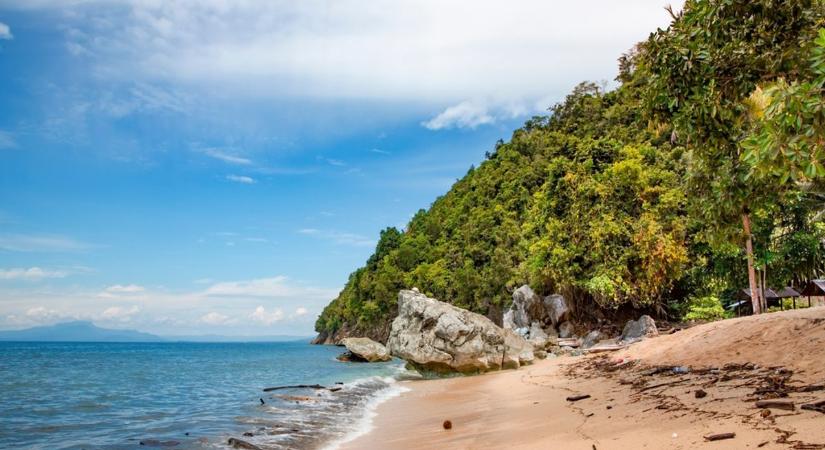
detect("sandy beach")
(344, 307), (825, 450)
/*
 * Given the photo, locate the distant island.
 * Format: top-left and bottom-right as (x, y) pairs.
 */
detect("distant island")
(0, 321), (313, 343)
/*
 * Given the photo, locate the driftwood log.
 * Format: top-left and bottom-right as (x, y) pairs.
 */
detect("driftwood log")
(755, 400), (795, 411)
(704, 432), (736, 441)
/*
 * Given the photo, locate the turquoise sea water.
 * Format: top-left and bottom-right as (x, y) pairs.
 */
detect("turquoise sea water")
(0, 341), (409, 449)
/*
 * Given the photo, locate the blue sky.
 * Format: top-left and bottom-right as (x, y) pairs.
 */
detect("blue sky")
(0, 0), (677, 336)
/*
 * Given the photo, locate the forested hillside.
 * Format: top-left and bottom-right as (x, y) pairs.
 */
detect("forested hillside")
(315, 0), (825, 344)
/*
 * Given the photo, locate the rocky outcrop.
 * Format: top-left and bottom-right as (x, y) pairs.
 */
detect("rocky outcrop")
(544, 294), (569, 327)
(619, 315), (659, 343)
(387, 290), (534, 374)
(338, 337), (391, 362)
(503, 285), (546, 330)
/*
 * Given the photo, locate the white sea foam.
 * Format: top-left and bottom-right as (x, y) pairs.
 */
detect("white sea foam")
(321, 376), (411, 450)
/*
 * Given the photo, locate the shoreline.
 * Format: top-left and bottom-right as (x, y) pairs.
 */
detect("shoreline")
(342, 307), (825, 449)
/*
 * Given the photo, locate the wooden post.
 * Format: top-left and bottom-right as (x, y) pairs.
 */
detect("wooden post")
(793, 296), (797, 309)
(809, 295), (812, 308)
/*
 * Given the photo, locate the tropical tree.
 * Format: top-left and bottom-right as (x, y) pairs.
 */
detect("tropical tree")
(638, 0), (824, 313)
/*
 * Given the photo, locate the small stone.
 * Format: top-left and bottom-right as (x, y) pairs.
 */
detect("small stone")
(443, 420), (452, 430)
(695, 389), (707, 399)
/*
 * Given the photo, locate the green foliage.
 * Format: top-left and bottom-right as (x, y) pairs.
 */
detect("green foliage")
(684, 296), (727, 322)
(315, 0), (825, 341)
(743, 28), (825, 183)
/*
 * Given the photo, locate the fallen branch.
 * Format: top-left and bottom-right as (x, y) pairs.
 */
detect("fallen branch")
(801, 400), (825, 414)
(755, 400), (795, 411)
(566, 394), (591, 402)
(263, 384), (328, 392)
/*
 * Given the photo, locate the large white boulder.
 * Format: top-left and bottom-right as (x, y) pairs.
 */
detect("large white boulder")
(387, 290), (534, 374)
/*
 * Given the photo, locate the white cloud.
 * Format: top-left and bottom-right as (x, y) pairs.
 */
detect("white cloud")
(201, 148), (252, 165)
(297, 228), (375, 247)
(200, 311), (231, 325)
(0, 130), (16, 149)
(0, 267), (69, 281)
(250, 305), (284, 325)
(226, 174), (256, 184)
(0, 22), (12, 40)
(203, 276), (335, 299)
(422, 100), (494, 130)
(25, 306), (64, 322)
(0, 233), (91, 252)
(101, 305), (140, 321)
(97, 284), (145, 298)
(0, 274), (338, 334)
(9, 1), (676, 105)
(104, 284), (145, 293)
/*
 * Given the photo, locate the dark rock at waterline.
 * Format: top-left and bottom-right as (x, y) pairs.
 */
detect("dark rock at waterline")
(139, 439), (180, 447)
(340, 337), (391, 362)
(336, 350), (367, 362)
(228, 437), (262, 450)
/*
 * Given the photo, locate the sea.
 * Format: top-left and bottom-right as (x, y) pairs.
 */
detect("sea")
(0, 341), (414, 449)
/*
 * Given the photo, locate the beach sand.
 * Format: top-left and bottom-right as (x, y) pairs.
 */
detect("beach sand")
(343, 307), (825, 449)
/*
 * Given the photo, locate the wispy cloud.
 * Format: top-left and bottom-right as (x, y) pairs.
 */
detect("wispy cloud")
(97, 284), (145, 299)
(0, 130), (16, 149)
(104, 284), (145, 294)
(202, 276), (336, 299)
(0, 22), (12, 40)
(12, 1), (672, 103)
(422, 100), (494, 130)
(200, 311), (232, 325)
(0, 267), (69, 281)
(201, 148), (252, 165)
(297, 228), (375, 247)
(370, 148), (390, 155)
(0, 233), (91, 252)
(226, 174), (256, 184)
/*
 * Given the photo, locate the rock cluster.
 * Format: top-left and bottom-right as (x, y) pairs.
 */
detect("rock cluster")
(501, 285), (660, 355)
(387, 290), (534, 374)
(502, 285), (569, 351)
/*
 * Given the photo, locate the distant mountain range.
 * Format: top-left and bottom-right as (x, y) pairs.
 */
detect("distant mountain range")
(0, 321), (313, 343)
(0, 321), (163, 342)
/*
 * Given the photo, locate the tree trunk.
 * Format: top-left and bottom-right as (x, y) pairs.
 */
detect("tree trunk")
(743, 213), (761, 314)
